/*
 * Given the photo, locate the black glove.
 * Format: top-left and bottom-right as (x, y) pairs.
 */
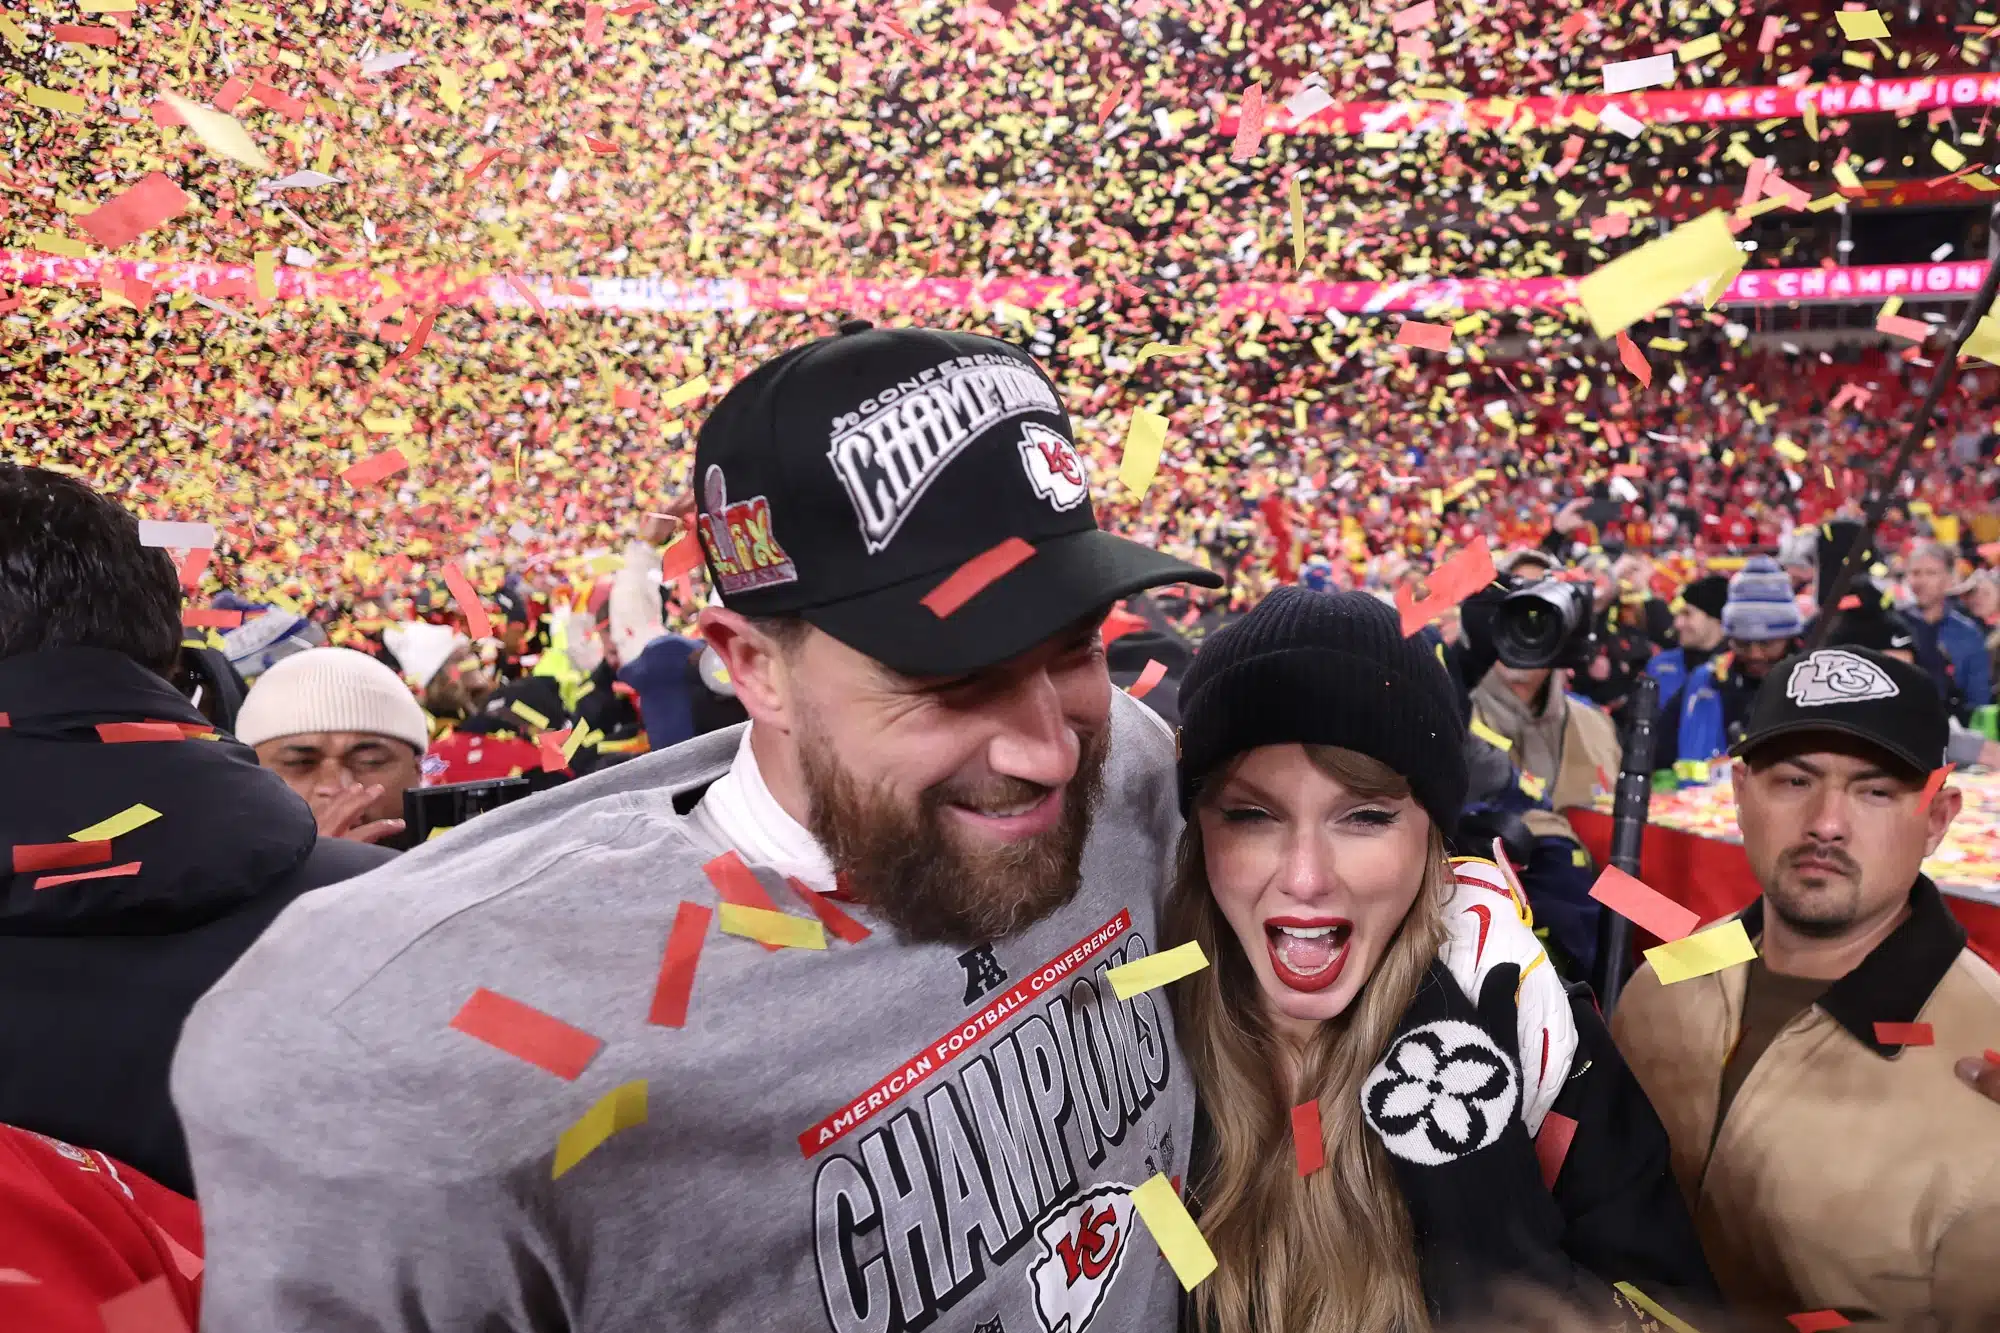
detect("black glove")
(1362, 960), (1590, 1322)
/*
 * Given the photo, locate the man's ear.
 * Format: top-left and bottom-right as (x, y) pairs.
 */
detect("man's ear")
(1924, 783), (1964, 857)
(698, 607), (798, 734)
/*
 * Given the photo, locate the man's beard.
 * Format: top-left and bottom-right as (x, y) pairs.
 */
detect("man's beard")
(800, 723), (1110, 947)
(1766, 842), (1864, 938)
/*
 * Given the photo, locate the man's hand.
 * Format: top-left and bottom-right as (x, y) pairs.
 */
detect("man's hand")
(1552, 497), (1590, 535)
(1956, 1054), (2000, 1103)
(313, 785), (405, 845)
(636, 512), (682, 546)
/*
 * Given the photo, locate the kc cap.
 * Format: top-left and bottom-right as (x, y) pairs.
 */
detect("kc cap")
(691, 322), (1221, 676)
(1731, 646), (1947, 776)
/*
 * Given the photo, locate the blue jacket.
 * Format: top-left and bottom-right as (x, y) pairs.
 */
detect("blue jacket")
(616, 634), (703, 752)
(1910, 608), (1991, 719)
(1650, 653), (1757, 777)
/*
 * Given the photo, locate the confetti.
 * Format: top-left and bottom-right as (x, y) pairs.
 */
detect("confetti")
(1396, 536), (1496, 636)
(1470, 717), (1513, 752)
(1920, 764), (1955, 812)
(1395, 320), (1452, 352)
(1589, 866), (1698, 941)
(12, 840), (113, 873)
(1834, 9), (1889, 40)
(96, 722), (188, 743)
(99, 1277), (189, 1333)
(1933, 141), (1969, 172)
(341, 448), (409, 489)
(34, 861), (143, 891)
(1877, 314), (1933, 341)
(1872, 1022), (1934, 1046)
(78, 174), (192, 250)
(1600, 54), (1674, 94)
(138, 520), (217, 549)
(25, 85), (89, 115)
(1229, 85), (1266, 163)
(1534, 1110), (1578, 1189)
(68, 804), (160, 843)
(648, 901), (712, 1028)
(790, 877), (871, 944)
(443, 563), (494, 640)
(1644, 919), (1757, 984)
(1615, 332), (1651, 387)
(1613, 1282), (1700, 1333)
(448, 987), (604, 1080)
(1576, 210), (1739, 337)
(182, 608), (244, 629)
(1127, 659), (1168, 699)
(702, 850), (784, 952)
(1291, 1100), (1326, 1176)
(1787, 1315), (1851, 1333)
(922, 537), (1038, 618)
(552, 1079), (648, 1179)
(661, 374), (710, 410)
(718, 903), (828, 950)
(1130, 1174), (1217, 1290)
(157, 92), (274, 173)
(1105, 941), (1209, 999)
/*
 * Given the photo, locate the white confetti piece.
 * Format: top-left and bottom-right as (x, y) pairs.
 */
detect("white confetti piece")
(138, 520), (217, 549)
(1601, 54), (1674, 95)
(1599, 105), (1646, 139)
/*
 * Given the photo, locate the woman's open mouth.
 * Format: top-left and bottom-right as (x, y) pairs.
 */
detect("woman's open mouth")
(1264, 916), (1353, 993)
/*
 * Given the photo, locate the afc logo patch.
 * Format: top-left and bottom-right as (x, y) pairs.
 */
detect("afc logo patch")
(959, 944), (1009, 1004)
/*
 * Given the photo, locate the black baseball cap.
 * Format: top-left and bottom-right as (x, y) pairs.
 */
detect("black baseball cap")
(1730, 646), (1947, 776)
(691, 322), (1222, 676)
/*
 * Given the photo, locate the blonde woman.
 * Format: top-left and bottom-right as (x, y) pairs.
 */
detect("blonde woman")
(1165, 588), (1718, 1332)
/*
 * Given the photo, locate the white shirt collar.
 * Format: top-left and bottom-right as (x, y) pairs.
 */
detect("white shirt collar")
(689, 724), (837, 894)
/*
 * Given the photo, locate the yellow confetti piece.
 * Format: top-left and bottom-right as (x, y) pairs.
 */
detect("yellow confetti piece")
(1105, 942), (1209, 1000)
(1613, 1282), (1702, 1333)
(0, 14), (28, 49)
(1470, 717), (1513, 752)
(552, 1080), (647, 1179)
(362, 414), (413, 434)
(1647, 337), (1688, 352)
(1967, 173), (2000, 192)
(718, 903), (827, 951)
(1832, 161), (1863, 191)
(1288, 176), (1306, 267)
(1576, 210), (1738, 337)
(26, 85), (88, 116)
(69, 803), (162, 842)
(1880, 296), (1903, 320)
(1834, 8), (1889, 40)
(1130, 1175), (1217, 1290)
(1677, 32), (1722, 61)
(254, 250), (278, 302)
(1069, 333), (1101, 360)
(1773, 438), (1807, 463)
(1133, 342), (1197, 366)
(1962, 313), (2000, 366)
(509, 699), (551, 729)
(1118, 408), (1167, 497)
(1518, 771), (1547, 801)
(31, 232), (89, 257)
(662, 374), (710, 410)
(1841, 48), (1874, 69)
(437, 66), (465, 114)
(159, 91), (275, 173)
(79, 0), (135, 10)
(1933, 140), (1968, 172)
(1644, 919), (1757, 985)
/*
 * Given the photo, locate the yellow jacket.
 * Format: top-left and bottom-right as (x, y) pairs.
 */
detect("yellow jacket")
(1610, 880), (2000, 1331)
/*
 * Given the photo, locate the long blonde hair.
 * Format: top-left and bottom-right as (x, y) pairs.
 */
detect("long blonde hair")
(1165, 745), (1450, 1333)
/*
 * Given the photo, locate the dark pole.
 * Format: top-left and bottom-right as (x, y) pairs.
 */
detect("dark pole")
(1595, 674), (1659, 1015)
(1805, 205), (2000, 651)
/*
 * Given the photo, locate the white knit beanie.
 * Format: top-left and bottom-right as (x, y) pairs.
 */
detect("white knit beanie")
(234, 647), (430, 753)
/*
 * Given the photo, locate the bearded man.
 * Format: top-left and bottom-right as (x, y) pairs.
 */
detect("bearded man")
(173, 324), (1223, 1333)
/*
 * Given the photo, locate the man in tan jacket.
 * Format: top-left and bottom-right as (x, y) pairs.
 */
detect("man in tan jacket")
(1612, 646), (2000, 1331)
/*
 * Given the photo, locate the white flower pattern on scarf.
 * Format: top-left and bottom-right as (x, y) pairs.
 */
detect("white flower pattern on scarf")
(1362, 1019), (1518, 1166)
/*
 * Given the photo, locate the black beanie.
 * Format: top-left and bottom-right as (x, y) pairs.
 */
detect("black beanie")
(1176, 587), (1469, 831)
(1679, 574), (1729, 622)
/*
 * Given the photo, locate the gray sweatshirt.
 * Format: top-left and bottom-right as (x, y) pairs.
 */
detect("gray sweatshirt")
(172, 692), (1195, 1333)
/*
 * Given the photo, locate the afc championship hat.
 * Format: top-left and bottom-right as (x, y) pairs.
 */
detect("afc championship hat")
(691, 321), (1222, 676)
(1730, 645), (1948, 776)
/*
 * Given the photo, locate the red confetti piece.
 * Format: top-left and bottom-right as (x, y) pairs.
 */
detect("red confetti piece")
(34, 861), (142, 891)
(212, 76), (248, 112)
(448, 987), (603, 1080)
(99, 1276), (190, 1333)
(181, 608), (243, 629)
(1873, 1022), (1934, 1047)
(1395, 536), (1496, 636)
(1612, 463), (1648, 479)
(78, 173), (191, 250)
(1876, 314), (1933, 342)
(96, 722), (186, 743)
(444, 562), (494, 641)
(0, 1269), (37, 1285)
(1127, 659), (1169, 699)
(537, 729), (573, 773)
(1787, 1312), (1851, 1332)
(789, 876), (871, 944)
(1836, 594), (1862, 610)
(1616, 331), (1652, 387)
(649, 901), (713, 1027)
(341, 447), (409, 489)
(12, 840), (113, 874)
(52, 23), (118, 44)
(660, 529), (703, 582)
(584, 2), (606, 43)
(1534, 1110), (1578, 1190)
(1588, 865), (1698, 942)
(1920, 763), (1954, 812)
(176, 546), (212, 591)
(1290, 1100), (1325, 1176)
(921, 537), (1037, 618)
(1395, 319), (1452, 351)
(703, 851), (783, 952)
(249, 81), (308, 120)
(1229, 84), (1266, 162)
(396, 306), (438, 359)
(1389, 0), (1435, 31)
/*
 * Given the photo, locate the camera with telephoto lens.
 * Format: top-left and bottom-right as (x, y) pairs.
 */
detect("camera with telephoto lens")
(1492, 578), (1600, 670)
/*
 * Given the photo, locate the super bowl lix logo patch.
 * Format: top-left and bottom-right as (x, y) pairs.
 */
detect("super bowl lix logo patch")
(699, 464), (798, 596)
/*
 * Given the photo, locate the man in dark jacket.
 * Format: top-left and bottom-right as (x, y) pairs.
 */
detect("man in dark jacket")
(0, 464), (394, 1196)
